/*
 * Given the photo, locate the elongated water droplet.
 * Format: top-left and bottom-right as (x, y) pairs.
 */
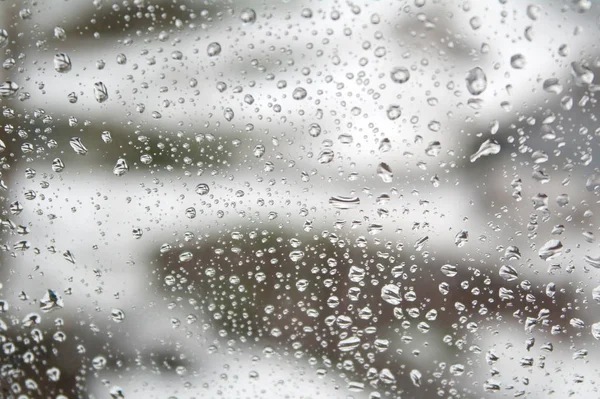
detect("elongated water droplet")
(40, 290), (64, 313)
(329, 196), (360, 210)
(470, 139), (501, 162)
(499, 265), (519, 281)
(410, 369), (422, 387)
(0, 29), (9, 48)
(63, 250), (75, 264)
(338, 335), (360, 352)
(224, 107), (234, 121)
(441, 264), (458, 277)
(539, 239), (563, 261)
(584, 255), (600, 269)
(376, 162), (393, 183)
(69, 137), (88, 155)
(318, 149), (334, 164)
(0, 81), (19, 97)
(592, 322), (600, 340)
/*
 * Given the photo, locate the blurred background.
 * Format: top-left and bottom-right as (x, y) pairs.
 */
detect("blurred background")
(1, 0), (600, 398)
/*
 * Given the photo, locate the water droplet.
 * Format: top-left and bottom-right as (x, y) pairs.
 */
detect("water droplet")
(101, 131), (113, 143)
(54, 53), (72, 73)
(293, 87), (307, 100)
(539, 239), (563, 260)
(0, 29), (9, 48)
(52, 158), (65, 173)
(207, 42), (222, 56)
(116, 53), (127, 65)
(584, 255), (600, 269)
(195, 183), (210, 195)
(466, 67), (487, 95)
(111, 308), (125, 322)
(390, 67), (410, 83)
(318, 149), (335, 164)
(40, 290), (64, 312)
(440, 264), (458, 277)
(338, 335), (360, 352)
(113, 158), (129, 176)
(469, 16), (482, 30)
(290, 251), (305, 262)
(240, 8), (257, 23)
(470, 139), (501, 162)
(54, 26), (66, 41)
(308, 123), (321, 137)
(179, 251), (193, 263)
(224, 107), (234, 121)
(499, 265), (519, 281)
(63, 250), (76, 264)
(109, 386), (125, 399)
(94, 82), (109, 103)
(425, 141), (441, 157)
(92, 355), (107, 370)
(386, 105), (402, 120)
(510, 54), (526, 69)
(454, 230), (468, 247)
(69, 137), (88, 155)
(329, 196), (360, 210)
(376, 163), (393, 183)
(381, 284), (402, 305)
(0, 81), (19, 97)
(543, 78), (562, 94)
(410, 369), (422, 387)
(592, 322), (600, 340)
(527, 4), (541, 20)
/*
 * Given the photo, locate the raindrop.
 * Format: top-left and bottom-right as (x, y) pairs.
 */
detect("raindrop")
(54, 53), (72, 73)
(293, 87), (308, 100)
(69, 137), (88, 155)
(381, 284), (402, 305)
(113, 158), (129, 176)
(40, 290), (64, 312)
(466, 67), (487, 95)
(240, 8), (257, 23)
(207, 42), (222, 56)
(539, 239), (563, 260)
(390, 67), (410, 83)
(0, 81), (19, 97)
(94, 82), (109, 103)
(329, 196), (360, 210)
(195, 183), (210, 195)
(470, 139), (501, 162)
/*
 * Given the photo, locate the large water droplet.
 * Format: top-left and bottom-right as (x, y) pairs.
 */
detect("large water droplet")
(466, 67), (487, 95)
(54, 53), (72, 73)
(94, 82), (109, 103)
(470, 139), (501, 162)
